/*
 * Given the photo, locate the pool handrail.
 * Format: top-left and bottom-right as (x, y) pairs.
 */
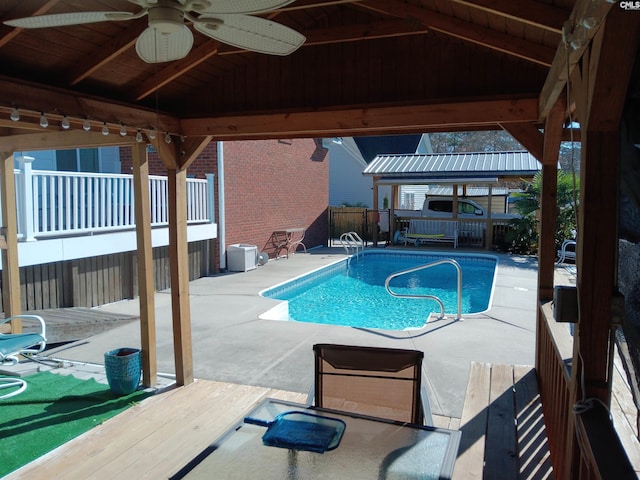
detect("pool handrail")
(384, 258), (463, 321)
(339, 231), (364, 259)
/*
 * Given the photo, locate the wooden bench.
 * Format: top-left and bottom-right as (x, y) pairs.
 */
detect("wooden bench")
(453, 362), (554, 480)
(402, 219), (458, 248)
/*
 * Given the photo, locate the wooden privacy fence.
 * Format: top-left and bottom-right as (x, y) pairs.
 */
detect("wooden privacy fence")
(329, 206), (515, 249)
(328, 207), (378, 245)
(0, 240), (211, 312)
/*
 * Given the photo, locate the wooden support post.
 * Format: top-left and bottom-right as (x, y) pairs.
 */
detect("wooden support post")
(538, 97), (565, 301)
(372, 178), (379, 246)
(168, 166), (194, 386)
(149, 134), (196, 386)
(0, 152), (21, 329)
(486, 184), (493, 250)
(562, 8), (640, 477)
(132, 143), (157, 388)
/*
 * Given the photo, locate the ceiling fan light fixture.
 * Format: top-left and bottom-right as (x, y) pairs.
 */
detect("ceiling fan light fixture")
(148, 7), (184, 35)
(136, 24), (194, 63)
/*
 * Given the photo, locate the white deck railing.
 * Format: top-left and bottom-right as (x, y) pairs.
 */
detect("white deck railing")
(10, 162), (213, 240)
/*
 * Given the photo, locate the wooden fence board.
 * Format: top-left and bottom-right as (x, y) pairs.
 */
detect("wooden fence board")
(0, 241), (210, 312)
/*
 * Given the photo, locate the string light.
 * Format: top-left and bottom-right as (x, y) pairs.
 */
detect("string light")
(4, 106), (182, 142)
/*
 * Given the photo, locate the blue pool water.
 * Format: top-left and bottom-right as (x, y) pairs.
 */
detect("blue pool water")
(260, 251), (497, 330)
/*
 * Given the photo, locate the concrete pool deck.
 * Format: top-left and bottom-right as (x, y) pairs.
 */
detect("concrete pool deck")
(44, 246), (567, 420)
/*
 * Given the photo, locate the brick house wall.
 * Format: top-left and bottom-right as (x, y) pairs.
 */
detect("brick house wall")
(222, 138), (328, 260)
(119, 137), (328, 270)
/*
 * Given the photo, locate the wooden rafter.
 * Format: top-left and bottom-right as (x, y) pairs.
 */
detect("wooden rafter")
(357, 0), (557, 66)
(0, 0), (59, 48)
(449, 0), (568, 34)
(133, 19), (430, 100)
(68, 22), (147, 86)
(132, 41), (221, 101)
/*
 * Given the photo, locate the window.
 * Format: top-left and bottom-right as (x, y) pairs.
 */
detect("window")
(55, 147), (120, 173)
(429, 200), (453, 213)
(459, 201), (478, 214)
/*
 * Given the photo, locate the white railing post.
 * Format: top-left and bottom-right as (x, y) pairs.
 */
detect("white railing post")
(206, 174), (215, 223)
(16, 156), (36, 241)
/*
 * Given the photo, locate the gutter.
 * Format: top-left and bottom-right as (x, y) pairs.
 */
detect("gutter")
(217, 141), (226, 270)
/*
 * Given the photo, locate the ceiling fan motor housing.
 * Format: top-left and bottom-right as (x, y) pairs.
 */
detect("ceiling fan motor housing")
(148, 6), (184, 34)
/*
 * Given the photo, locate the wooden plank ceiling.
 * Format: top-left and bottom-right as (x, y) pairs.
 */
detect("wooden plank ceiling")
(0, 0), (609, 143)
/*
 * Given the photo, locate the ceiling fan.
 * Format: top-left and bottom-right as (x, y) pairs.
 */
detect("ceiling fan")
(3, 0), (306, 63)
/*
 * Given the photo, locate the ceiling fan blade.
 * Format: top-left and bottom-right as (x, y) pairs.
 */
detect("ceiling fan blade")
(136, 25), (194, 63)
(194, 0), (296, 15)
(194, 14), (305, 56)
(3, 12), (135, 29)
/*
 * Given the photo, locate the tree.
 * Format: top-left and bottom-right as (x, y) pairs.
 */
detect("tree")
(429, 131), (524, 152)
(506, 170), (579, 254)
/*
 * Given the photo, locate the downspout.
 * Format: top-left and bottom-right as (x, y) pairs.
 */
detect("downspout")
(217, 141), (226, 271)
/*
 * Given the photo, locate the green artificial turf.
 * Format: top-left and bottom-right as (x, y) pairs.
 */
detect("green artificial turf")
(0, 370), (151, 477)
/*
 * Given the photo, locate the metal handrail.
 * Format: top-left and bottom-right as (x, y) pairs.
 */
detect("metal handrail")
(384, 258), (463, 321)
(339, 231), (364, 258)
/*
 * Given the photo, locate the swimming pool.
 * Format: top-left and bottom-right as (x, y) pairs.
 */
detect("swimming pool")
(259, 250), (497, 330)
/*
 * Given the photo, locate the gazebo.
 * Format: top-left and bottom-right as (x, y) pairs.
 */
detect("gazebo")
(0, 1), (638, 477)
(363, 150), (543, 247)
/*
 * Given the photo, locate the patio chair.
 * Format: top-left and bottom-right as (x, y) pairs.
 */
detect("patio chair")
(0, 315), (47, 399)
(556, 239), (577, 265)
(310, 343), (433, 426)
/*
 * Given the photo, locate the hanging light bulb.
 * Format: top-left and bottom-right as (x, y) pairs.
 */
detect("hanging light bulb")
(39, 112), (49, 128)
(119, 124), (127, 137)
(101, 122), (109, 136)
(61, 115), (71, 130)
(10, 107), (20, 121)
(148, 128), (156, 140)
(135, 130), (144, 143)
(83, 118), (91, 131)
(164, 132), (172, 144)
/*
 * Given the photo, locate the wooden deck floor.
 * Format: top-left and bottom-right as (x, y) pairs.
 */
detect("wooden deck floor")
(6, 362), (638, 479)
(5, 380), (307, 479)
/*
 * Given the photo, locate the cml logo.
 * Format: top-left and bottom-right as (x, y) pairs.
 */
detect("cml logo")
(620, 1), (640, 9)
